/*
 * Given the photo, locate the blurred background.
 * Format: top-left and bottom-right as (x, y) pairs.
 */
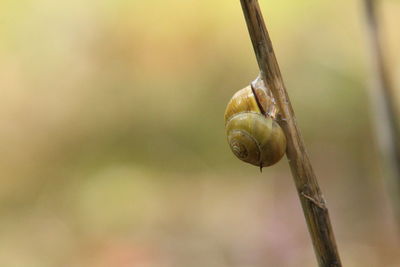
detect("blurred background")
(1, 0), (400, 266)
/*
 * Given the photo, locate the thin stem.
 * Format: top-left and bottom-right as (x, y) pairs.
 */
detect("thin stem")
(239, 1), (342, 266)
(363, 0), (400, 225)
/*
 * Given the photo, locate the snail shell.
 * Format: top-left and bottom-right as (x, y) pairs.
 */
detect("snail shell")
(224, 85), (286, 168)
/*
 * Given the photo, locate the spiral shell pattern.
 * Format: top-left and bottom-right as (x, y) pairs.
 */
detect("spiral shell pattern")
(224, 86), (286, 167)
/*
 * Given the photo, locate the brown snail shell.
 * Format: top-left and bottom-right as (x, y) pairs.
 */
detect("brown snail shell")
(224, 85), (286, 168)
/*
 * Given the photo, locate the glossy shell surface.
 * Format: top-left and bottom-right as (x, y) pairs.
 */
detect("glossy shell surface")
(224, 86), (286, 167)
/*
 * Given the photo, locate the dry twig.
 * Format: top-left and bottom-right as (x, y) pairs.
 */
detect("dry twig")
(239, 1), (342, 266)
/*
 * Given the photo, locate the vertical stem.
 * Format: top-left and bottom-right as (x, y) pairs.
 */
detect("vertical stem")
(363, 0), (400, 225)
(239, 1), (342, 266)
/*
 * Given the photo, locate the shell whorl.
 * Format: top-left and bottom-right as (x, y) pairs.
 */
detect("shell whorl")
(224, 86), (287, 167)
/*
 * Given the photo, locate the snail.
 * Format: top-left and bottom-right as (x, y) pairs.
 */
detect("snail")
(224, 78), (287, 169)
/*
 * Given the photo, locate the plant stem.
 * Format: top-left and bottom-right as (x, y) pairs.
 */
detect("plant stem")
(239, 1), (342, 266)
(363, 0), (400, 226)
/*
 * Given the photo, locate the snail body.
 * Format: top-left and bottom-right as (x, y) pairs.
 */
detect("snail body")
(224, 85), (286, 168)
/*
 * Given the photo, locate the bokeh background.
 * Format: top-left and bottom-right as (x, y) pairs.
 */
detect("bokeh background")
(1, 0), (400, 266)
